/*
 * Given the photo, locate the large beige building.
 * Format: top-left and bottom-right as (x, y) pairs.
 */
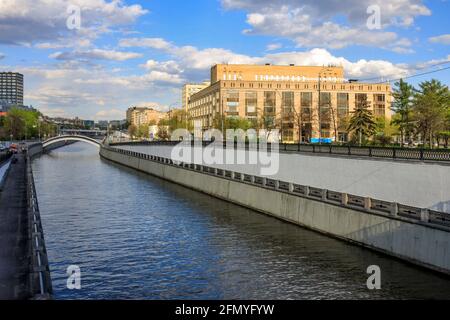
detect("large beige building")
(126, 106), (166, 127)
(187, 64), (391, 142)
(182, 82), (210, 112)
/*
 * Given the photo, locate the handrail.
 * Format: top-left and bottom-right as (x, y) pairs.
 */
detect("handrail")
(109, 140), (450, 162)
(26, 154), (52, 299)
(104, 145), (450, 230)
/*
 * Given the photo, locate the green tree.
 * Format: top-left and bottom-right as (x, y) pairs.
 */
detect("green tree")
(160, 109), (192, 133)
(391, 79), (414, 146)
(128, 124), (137, 140)
(412, 79), (449, 148)
(3, 107), (40, 140)
(437, 103), (450, 148)
(157, 125), (170, 140)
(137, 124), (149, 139)
(347, 96), (376, 146)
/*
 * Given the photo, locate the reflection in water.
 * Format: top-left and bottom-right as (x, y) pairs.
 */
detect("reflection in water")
(32, 143), (450, 300)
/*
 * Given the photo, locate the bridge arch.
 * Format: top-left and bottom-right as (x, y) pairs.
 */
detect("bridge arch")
(43, 135), (102, 149)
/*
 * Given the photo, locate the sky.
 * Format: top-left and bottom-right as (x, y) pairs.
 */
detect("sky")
(0, 0), (449, 120)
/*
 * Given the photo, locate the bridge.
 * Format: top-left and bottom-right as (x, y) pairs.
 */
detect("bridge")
(59, 129), (107, 138)
(42, 135), (102, 149)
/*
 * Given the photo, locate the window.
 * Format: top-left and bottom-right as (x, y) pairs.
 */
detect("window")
(264, 91), (276, 115)
(301, 92), (312, 122)
(282, 91), (294, 121)
(337, 93), (349, 118)
(373, 94), (386, 116)
(226, 90), (239, 114)
(245, 91), (257, 116)
(319, 92), (331, 122)
(355, 93), (368, 108)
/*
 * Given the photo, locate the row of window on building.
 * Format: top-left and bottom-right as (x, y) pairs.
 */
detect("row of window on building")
(189, 91), (386, 118)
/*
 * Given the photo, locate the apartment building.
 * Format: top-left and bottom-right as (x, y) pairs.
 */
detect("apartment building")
(126, 106), (166, 127)
(0, 72), (24, 107)
(187, 64), (391, 142)
(182, 82), (211, 112)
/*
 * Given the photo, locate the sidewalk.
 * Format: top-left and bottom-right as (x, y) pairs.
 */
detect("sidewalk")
(0, 153), (30, 299)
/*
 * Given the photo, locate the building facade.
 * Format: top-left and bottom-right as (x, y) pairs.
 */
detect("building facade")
(0, 72), (24, 107)
(188, 64), (391, 142)
(182, 82), (210, 112)
(126, 106), (166, 127)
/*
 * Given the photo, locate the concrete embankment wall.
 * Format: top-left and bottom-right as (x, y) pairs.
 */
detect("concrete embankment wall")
(100, 145), (450, 275)
(116, 144), (450, 213)
(28, 140), (73, 158)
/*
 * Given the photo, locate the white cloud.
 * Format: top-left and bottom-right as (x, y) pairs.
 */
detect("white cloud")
(141, 59), (183, 74)
(0, 53), (5, 60)
(429, 34), (450, 45)
(93, 108), (124, 120)
(119, 37), (172, 50)
(121, 36), (410, 81)
(266, 43), (282, 51)
(221, 0), (430, 26)
(143, 71), (184, 84)
(37, 107), (70, 118)
(35, 38), (92, 49)
(221, 0), (430, 51)
(0, 0), (148, 45)
(49, 49), (142, 61)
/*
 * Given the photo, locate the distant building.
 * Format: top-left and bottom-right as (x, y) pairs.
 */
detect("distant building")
(182, 82), (210, 112)
(0, 72), (24, 107)
(83, 120), (95, 129)
(126, 106), (165, 127)
(109, 119), (127, 130)
(126, 106), (147, 126)
(97, 120), (109, 130)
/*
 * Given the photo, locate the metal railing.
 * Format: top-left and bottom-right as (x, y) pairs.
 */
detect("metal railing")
(26, 155), (52, 299)
(109, 140), (450, 162)
(104, 146), (450, 230)
(0, 150), (12, 165)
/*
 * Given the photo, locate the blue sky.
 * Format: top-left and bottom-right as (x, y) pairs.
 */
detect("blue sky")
(0, 0), (449, 120)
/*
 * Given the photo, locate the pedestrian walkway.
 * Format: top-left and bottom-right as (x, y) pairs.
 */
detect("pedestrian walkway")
(0, 153), (30, 299)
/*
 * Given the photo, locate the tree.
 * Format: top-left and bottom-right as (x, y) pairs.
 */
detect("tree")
(128, 124), (137, 140)
(157, 125), (170, 140)
(437, 100), (450, 148)
(391, 79), (414, 146)
(137, 124), (149, 139)
(373, 116), (397, 146)
(412, 79), (449, 148)
(3, 107), (40, 140)
(347, 96), (376, 146)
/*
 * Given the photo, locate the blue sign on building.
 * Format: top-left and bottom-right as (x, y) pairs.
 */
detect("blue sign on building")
(311, 138), (333, 144)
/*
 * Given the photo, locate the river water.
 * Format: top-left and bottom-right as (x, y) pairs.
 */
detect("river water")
(31, 143), (450, 299)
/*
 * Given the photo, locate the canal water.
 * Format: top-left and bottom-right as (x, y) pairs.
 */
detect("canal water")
(32, 143), (450, 299)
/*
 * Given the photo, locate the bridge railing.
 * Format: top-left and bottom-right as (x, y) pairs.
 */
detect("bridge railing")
(103, 145), (450, 230)
(110, 140), (450, 162)
(26, 155), (52, 299)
